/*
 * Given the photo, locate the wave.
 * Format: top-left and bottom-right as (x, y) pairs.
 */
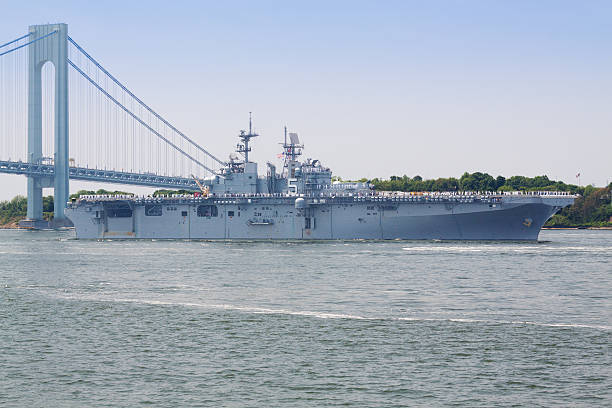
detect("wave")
(398, 317), (611, 331)
(401, 246), (611, 253)
(49, 293), (611, 331)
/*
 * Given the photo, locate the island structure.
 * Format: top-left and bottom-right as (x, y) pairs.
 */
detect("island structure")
(66, 120), (575, 240)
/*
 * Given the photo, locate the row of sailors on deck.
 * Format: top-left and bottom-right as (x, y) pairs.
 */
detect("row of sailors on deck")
(78, 190), (573, 202)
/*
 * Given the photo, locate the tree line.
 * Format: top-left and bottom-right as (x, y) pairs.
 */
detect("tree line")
(369, 172), (584, 194)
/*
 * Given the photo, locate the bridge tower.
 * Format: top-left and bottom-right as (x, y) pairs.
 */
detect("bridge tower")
(25, 23), (70, 227)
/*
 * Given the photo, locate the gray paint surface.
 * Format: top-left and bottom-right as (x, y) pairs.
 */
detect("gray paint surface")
(66, 195), (572, 241)
(66, 128), (575, 240)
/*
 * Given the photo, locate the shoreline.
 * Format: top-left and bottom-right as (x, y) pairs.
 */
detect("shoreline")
(542, 226), (612, 230)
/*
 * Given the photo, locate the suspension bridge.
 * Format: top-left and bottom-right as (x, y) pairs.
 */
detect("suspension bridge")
(0, 23), (226, 227)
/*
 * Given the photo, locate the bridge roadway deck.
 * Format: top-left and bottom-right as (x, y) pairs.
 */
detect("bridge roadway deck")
(0, 160), (199, 190)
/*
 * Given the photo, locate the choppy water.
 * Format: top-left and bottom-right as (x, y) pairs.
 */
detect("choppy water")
(1, 230), (610, 407)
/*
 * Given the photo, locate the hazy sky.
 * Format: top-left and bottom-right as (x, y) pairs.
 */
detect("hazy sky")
(1, 0), (611, 200)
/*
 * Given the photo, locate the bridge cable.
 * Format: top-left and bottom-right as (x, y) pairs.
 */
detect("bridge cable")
(0, 33), (29, 50)
(0, 30), (58, 58)
(67, 36), (226, 167)
(67, 59), (218, 175)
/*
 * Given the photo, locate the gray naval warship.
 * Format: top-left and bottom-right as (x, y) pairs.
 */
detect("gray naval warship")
(66, 120), (575, 240)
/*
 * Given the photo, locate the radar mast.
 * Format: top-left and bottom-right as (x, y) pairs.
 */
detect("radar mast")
(236, 112), (258, 163)
(281, 126), (303, 177)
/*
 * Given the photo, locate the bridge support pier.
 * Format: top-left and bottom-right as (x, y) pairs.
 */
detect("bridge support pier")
(24, 23), (70, 227)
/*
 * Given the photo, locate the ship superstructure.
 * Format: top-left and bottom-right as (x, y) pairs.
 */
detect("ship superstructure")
(66, 118), (575, 240)
(199, 117), (337, 198)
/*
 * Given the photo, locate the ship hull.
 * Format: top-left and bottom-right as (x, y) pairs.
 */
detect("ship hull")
(378, 203), (553, 240)
(66, 195), (572, 241)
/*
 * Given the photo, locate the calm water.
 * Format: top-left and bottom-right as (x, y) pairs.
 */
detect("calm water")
(0, 230), (610, 407)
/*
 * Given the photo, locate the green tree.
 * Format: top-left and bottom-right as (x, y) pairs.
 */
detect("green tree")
(459, 172), (496, 191)
(43, 196), (54, 213)
(495, 176), (506, 190)
(0, 196), (27, 223)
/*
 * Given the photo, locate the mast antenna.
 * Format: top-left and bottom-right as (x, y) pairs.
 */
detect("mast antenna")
(236, 112), (259, 163)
